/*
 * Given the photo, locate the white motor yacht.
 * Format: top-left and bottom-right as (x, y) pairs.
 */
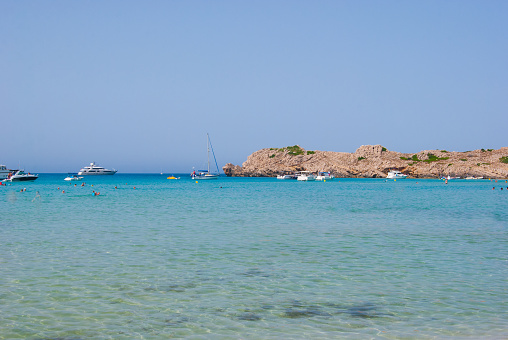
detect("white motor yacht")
(316, 172), (334, 181)
(296, 171), (317, 181)
(3, 170), (38, 182)
(386, 170), (408, 179)
(78, 162), (117, 175)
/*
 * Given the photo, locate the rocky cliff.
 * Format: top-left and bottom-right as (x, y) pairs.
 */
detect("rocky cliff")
(223, 145), (508, 178)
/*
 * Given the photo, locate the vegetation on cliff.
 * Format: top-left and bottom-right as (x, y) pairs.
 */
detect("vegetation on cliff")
(400, 153), (450, 163)
(270, 145), (315, 156)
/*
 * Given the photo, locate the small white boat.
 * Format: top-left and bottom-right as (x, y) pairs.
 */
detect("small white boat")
(296, 171), (317, 181)
(465, 176), (484, 180)
(78, 162), (117, 175)
(64, 175), (84, 181)
(277, 172), (296, 179)
(316, 172), (334, 181)
(277, 174), (295, 179)
(387, 170), (408, 179)
(440, 175), (460, 180)
(3, 170), (38, 182)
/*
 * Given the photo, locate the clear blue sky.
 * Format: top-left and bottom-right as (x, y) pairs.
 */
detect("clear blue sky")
(1, 1), (507, 173)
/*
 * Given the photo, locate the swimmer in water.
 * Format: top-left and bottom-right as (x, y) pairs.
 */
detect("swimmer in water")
(32, 191), (41, 202)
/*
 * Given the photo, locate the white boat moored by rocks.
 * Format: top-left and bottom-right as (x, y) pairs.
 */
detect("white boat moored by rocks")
(296, 171), (317, 181)
(316, 172), (334, 181)
(386, 170), (408, 179)
(277, 172), (297, 179)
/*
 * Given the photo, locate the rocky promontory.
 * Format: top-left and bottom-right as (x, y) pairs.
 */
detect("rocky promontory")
(223, 145), (508, 178)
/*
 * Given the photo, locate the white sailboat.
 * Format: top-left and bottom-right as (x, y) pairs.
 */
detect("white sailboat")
(191, 134), (220, 180)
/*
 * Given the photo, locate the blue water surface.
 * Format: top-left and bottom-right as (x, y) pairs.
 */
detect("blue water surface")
(1, 174), (507, 339)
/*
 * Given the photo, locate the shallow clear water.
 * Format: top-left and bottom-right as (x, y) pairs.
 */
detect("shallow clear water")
(1, 174), (507, 339)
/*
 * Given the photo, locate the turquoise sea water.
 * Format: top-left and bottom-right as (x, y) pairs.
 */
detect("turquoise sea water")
(1, 174), (507, 339)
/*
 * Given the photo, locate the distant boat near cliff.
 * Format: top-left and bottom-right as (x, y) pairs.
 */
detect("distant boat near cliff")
(440, 175), (460, 180)
(316, 172), (334, 181)
(386, 170), (408, 179)
(296, 171), (317, 181)
(277, 171), (297, 179)
(191, 133), (220, 180)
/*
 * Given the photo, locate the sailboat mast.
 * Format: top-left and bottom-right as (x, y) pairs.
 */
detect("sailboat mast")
(207, 133), (210, 173)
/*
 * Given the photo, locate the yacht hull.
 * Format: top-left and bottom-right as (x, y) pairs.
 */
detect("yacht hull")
(9, 176), (38, 182)
(78, 171), (117, 176)
(192, 175), (218, 180)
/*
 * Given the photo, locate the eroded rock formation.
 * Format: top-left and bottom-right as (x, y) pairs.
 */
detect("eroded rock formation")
(223, 145), (508, 178)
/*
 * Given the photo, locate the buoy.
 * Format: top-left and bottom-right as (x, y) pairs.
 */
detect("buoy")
(196, 181), (198, 183)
